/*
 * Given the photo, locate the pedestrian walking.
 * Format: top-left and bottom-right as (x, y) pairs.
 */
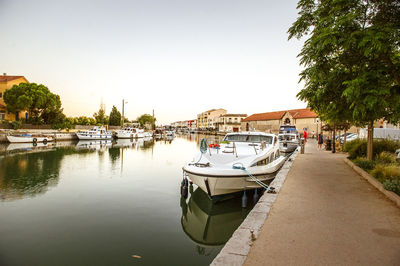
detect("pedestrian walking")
(318, 133), (324, 150)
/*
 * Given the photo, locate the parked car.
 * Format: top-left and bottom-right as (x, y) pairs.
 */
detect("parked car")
(336, 132), (353, 141)
(340, 133), (358, 144)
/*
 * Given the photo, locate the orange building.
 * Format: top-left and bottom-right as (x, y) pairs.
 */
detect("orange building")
(0, 74), (29, 121)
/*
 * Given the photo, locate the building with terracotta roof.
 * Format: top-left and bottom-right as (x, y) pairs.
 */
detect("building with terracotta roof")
(0, 74), (29, 121)
(241, 108), (320, 135)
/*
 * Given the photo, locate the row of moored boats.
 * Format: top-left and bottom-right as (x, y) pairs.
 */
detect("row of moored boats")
(5, 126), (175, 143)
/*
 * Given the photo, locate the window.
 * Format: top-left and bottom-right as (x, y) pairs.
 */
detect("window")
(0, 92), (2, 98)
(0, 111), (5, 120)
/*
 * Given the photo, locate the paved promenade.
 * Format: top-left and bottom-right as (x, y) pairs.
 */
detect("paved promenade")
(244, 140), (400, 265)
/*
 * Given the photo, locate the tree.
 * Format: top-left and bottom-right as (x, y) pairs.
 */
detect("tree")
(109, 105), (122, 126)
(3, 82), (65, 124)
(93, 105), (108, 125)
(289, 0), (400, 160)
(137, 114), (155, 128)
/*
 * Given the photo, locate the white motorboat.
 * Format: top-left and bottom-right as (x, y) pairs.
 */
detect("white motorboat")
(278, 133), (300, 153)
(165, 131), (175, 137)
(76, 126), (112, 140)
(183, 132), (286, 199)
(7, 134), (54, 143)
(115, 127), (135, 139)
(142, 131), (153, 138)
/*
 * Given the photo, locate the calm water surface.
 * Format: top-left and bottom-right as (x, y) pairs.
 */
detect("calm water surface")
(0, 135), (257, 266)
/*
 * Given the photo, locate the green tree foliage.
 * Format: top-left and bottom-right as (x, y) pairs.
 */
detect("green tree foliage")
(67, 116), (96, 125)
(93, 105), (108, 125)
(109, 105), (122, 126)
(137, 114), (155, 128)
(288, 0), (400, 159)
(3, 82), (65, 124)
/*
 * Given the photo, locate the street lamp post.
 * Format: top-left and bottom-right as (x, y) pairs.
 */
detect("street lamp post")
(122, 99), (128, 127)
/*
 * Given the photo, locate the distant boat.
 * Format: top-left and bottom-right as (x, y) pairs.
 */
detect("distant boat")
(278, 125), (300, 153)
(76, 126), (112, 140)
(115, 127), (136, 139)
(7, 134), (54, 143)
(165, 131), (175, 137)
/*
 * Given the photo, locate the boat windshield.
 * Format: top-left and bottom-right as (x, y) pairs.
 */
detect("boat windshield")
(223, 134), (273, 144)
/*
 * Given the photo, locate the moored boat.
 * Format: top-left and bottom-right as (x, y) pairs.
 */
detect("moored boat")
(278, 133), (300, 153)
(76, 126), (112, 140)
(182, 132), (286, 199)
(7, 134), (54, 143)
(115, 127), (135, 139)
(278, 125), (300, 153)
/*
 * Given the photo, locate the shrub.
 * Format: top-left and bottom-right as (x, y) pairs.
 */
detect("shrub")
(343, 138), (364, 153)
(376, 151), (397, 164)
(371, 164), (400, 182)
(10, 120), (22, 129)
(383, 178), (400, 195)
(371, 164), (386, 180)
(354, 157), (376, 171)
(383, 165), (400, 179)
(347, 139), (400, 159)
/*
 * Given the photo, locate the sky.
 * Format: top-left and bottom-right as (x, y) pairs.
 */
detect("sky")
(0, 0), (305, 124)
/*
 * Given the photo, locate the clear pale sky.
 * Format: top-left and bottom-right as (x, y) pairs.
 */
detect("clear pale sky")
(0, 0), (305, 124)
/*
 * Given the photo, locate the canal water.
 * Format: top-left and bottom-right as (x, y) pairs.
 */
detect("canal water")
(0, 135), (258, 266)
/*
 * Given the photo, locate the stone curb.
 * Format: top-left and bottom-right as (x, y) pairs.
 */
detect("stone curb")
(344, 158), (400, 208)
(210, 150), (300, 266)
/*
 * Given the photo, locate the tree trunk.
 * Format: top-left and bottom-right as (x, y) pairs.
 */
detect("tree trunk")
(367, 121), (374, 160)
(332, 124), (336, 153)
(343, 130), (347, 147)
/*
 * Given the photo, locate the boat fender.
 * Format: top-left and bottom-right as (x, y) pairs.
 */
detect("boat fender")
(32, 138), (37, 143)
(43, 139), (48, 144)
(242, 190), (247, 208)
(200, 139), (207, 154)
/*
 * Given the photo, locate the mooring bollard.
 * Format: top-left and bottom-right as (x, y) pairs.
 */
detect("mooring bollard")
(300, 138), (305, 154)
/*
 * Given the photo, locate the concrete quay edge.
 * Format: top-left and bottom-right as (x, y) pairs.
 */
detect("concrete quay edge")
(210, 150), (299, 266)
(344, 158), (400, 208)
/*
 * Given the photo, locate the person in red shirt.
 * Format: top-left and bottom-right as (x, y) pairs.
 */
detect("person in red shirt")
(303, 129), (308, 143)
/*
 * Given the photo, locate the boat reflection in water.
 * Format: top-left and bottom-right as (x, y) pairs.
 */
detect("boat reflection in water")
(76, 140), (113, 150)
(181, 187), (256, 255)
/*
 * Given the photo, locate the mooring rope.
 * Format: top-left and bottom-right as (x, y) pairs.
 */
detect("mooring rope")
(232, 162), (274, 192)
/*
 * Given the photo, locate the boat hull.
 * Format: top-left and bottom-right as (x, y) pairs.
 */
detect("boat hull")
(280, 142), (298, 153)
(183, 157), (286, 198)
(115, 132), (134, 139)
(76, 133), (113, 140)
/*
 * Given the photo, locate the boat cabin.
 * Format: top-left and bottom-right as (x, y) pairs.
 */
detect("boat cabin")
(222, 132), (275, 145)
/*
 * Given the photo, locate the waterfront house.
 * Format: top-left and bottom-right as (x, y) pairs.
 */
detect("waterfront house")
(197, 108), (227, 130)
(241, 108), (320, 135)
(216, 114), (247, 132)
(0, 74), (29, 121)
